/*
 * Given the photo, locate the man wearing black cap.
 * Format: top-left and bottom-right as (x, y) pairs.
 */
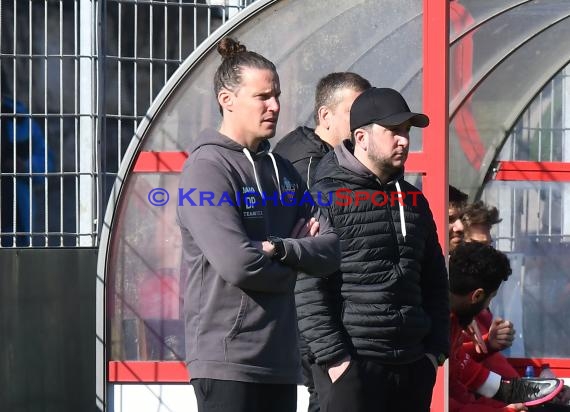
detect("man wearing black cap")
(296, 88), (450, 412)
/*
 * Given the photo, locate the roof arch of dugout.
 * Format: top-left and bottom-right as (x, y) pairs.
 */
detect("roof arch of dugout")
(449, 0), (570, 196)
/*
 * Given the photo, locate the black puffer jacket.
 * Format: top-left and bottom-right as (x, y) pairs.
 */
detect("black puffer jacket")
(296, 141), (449, 366)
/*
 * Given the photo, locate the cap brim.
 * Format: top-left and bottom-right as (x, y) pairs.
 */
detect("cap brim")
(375, 112), (430, 128)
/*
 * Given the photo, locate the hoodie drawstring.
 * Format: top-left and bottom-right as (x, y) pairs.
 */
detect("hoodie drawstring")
(395, 180), (407, 241)
(242, 148), (264, 198)
(306, 156), (313, 190)
(242, 148), (282, 200)
(267, 153), (282, 199)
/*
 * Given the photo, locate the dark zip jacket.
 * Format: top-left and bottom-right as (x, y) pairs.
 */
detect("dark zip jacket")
(272, 126), (333, 188)
(273, 125), (335, 362)
(296, 140), (449, 366)
(177, 128), (340, 384)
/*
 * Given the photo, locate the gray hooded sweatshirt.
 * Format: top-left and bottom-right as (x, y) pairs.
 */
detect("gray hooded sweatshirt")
(177, 129), (340, 384)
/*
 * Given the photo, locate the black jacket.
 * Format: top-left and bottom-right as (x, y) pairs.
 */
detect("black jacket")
(296, 141), (449, 366)
(272, 126), (333, 188)
(273, 126), (334, 362)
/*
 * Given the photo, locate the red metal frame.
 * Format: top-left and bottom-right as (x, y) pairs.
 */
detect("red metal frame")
(495, 161), (570, 182)
(422, 0), (449, 248)
(422, 2), (449, 410)
(133, 151), (188, 173)
(109, 361), (188, 383)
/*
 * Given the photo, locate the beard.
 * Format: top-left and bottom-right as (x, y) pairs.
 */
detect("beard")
(367, 147), (404, 177)
(456, 300), (487, 328)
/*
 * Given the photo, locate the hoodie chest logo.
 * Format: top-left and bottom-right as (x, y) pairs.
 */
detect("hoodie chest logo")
(241, 185), (264, 218)
(280, 176), (298, 203)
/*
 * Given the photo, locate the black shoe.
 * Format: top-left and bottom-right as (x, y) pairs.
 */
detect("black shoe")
(493, 378), (564, 406)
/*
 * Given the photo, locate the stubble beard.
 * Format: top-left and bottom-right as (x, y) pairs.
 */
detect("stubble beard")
(367, 137), (407, 176)
(367, 150), (404, 177)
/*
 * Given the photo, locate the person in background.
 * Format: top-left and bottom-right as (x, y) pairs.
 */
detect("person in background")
(1, 70), (54, 246)
(449, 242), (563, 412)
(449, 185), (468, 252)
(460, 200), (519, 378)
(461, 201), (570, 408)
(273, 72), (371, 187)
(462, 200), (501, 246)
(273, 71), (370, 412)
(177, 37), (340, 412)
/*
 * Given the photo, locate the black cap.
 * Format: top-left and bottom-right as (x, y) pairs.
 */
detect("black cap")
(350, 87), (429, 131)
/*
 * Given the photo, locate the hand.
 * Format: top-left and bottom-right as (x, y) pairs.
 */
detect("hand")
(290, 217), (319, 238)
(425, 353), (439, 371)
(327, 356), (351, 383)
(488, 317), (515, 352)
(505, 403), (528, 411)
(251, 240), (275, 257)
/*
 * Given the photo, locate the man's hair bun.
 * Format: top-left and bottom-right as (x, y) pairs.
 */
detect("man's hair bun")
(213, 37), (276, 113)
(217, 37), (247, 59)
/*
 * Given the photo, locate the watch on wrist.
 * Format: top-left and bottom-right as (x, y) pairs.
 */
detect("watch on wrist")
(267, 236), (285, 260)
(436, 353), (447, 366)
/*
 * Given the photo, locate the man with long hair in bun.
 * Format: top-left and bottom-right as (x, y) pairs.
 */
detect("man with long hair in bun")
(177, 37), (340, 412)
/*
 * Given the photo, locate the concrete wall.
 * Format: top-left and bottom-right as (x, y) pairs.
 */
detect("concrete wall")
(0, 248), (97, 412)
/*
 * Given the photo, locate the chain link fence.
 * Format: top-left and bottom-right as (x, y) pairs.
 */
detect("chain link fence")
(0, 0), (254, 247)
